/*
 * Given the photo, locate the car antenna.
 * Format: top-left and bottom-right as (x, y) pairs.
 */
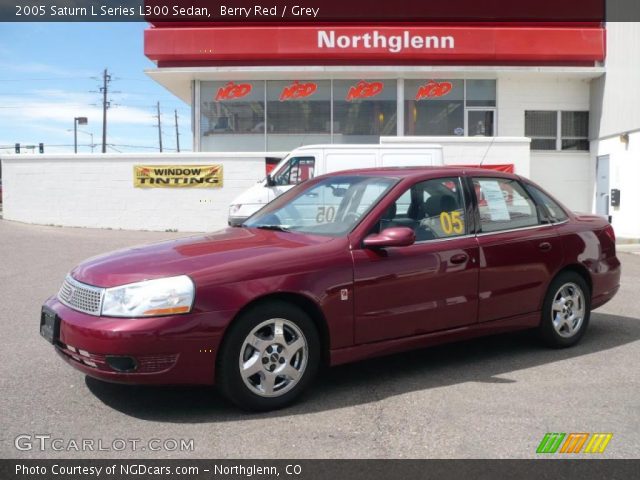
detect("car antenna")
(479, 136), (497, 166)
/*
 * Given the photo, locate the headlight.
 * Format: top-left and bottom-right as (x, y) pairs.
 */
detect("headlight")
(229, 204), (242, 216)
(101, 275), (195, 318)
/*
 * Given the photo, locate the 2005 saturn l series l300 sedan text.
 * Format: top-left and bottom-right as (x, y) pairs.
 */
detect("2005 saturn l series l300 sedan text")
(41, 167), (621, 411)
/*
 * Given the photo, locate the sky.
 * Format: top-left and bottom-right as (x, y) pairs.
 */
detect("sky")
(0, 22), (192, 154)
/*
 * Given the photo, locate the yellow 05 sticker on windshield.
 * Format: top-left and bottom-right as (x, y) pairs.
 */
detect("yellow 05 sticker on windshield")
(440, 211), (464, 235)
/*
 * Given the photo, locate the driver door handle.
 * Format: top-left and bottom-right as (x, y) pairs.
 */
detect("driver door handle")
(450, 253), (468, 265)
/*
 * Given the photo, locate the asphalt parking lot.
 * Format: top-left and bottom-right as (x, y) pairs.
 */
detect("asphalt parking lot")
(1, 219), (639, 459)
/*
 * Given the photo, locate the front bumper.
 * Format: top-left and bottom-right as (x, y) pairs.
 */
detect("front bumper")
(43, 297), (232, 385)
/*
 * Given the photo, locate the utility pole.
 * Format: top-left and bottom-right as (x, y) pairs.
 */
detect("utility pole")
(174, 109), (180, 153)
(100, 68), (111, 153)
(156, 102), (163, 153)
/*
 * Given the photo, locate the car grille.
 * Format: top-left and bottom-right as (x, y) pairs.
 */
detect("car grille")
(57, 276), (104, 316)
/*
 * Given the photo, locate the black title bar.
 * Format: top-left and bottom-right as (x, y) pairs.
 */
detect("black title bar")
(2, 459), (639, 480)
(1, 0), (640, 22)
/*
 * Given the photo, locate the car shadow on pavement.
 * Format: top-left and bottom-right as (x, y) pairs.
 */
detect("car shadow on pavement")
(85, 312), (640, 422)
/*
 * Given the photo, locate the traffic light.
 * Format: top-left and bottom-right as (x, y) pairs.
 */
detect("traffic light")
(15, 143), (20, 154)
(39, 143), (44, 154)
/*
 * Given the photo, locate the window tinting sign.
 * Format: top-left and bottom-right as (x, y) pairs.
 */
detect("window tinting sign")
(279, 81), (318, 101)
(415, 80), (453, 100)
(345, 80), (384, 101)
(214, 82), (253, 101)
(134, 165), (223, 188)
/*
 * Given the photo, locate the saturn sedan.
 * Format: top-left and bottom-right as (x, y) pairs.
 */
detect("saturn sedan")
(41, 167), (621, 411)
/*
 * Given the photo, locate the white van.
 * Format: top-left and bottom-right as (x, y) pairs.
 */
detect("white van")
(228, 143), (443, 226)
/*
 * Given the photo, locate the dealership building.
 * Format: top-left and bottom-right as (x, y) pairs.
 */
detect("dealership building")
(143, 17), (640, 239)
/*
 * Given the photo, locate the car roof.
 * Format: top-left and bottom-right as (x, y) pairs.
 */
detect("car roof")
(322, 166), (520, 180)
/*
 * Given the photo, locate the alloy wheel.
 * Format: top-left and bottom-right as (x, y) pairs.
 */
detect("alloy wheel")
(238, 318), (308, 397)
(551, 282), (586, 338)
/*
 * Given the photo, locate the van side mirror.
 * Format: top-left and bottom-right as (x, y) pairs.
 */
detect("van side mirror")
(266, 174), (275, 187)
(363, 227), (416, 249)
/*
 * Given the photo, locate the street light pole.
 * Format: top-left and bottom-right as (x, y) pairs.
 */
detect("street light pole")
(67, 130), (96, 153)
(82, 132), (95, 153)
(73, 117), (88, 154)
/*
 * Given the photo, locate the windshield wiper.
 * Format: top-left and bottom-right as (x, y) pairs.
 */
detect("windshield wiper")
(254, 225), (292, 232)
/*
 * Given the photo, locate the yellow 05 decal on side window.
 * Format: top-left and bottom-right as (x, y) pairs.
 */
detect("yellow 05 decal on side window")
(440, 211), (464, 235)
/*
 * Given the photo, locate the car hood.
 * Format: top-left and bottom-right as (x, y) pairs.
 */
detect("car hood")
(71, 227), (335, 288)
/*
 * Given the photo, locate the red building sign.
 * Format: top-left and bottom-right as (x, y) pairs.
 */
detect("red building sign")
(279, 81), (318, 101)
(214, 82), (252, 101)
(415, 81), (453, 100)
(145, 26), (605, 67)
(346, 81), (384, 101)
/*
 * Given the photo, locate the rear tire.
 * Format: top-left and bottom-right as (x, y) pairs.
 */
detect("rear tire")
(539, 271), (591, 348)
(216, 301), (320, 411)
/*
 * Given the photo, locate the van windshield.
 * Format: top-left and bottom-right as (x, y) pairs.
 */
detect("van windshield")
(272, 156), (316, 186)
(245, 175), (397, 237)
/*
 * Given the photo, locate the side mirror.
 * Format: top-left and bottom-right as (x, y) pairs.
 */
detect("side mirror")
(363, 227), (416, 249)
(266, 174), (275, 187)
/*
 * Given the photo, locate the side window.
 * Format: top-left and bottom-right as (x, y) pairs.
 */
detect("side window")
(377, 177), (466, 242)
(525, 184), (569, 223)
(473, 177), (540, 233)
(273, 157), (315, 186)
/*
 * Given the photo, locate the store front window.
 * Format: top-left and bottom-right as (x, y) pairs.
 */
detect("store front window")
(200, 81), (265, 152)
(468, 110), (495, 137)
(466, 80), (497, 107)
(333, 80), (397, 144)
(404, 79), (465, 136)
(525, 111), (589, 151)
(198, 78), (498, 151)
(466, 80), (496, 136)
(266, 80), (331, 151)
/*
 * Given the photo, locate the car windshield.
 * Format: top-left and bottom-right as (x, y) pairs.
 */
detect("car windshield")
(244, 175), (397, 237)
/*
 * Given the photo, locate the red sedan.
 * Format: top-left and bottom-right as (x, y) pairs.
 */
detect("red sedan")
(41, 167), (621, 411)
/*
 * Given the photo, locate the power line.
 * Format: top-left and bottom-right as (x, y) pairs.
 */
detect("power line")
(109, 144), (180, 151)
(0, 144), (192, 152)
(0, 104), (93, 109)
(0, 77), (94, 82)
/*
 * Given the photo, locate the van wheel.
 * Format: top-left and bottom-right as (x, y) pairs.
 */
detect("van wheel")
(539, 272), (591, 348)
(216, 301), (320, 411)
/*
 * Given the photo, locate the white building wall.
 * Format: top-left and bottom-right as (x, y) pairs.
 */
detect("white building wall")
(380, 136), (531, 176)
(592, 132), (640, 239)
(1, 153), (268, 232)
(497, 75), (593, 213)
(590, 22), (640, 240)
(591, 22), (640, 139)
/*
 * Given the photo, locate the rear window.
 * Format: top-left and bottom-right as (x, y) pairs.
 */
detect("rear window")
(473, 177), (540, 233)
(525, 184), (569, 223)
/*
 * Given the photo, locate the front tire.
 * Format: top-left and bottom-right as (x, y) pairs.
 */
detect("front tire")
(217, 301), (320, 411)
(539, 272), (591, 348)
